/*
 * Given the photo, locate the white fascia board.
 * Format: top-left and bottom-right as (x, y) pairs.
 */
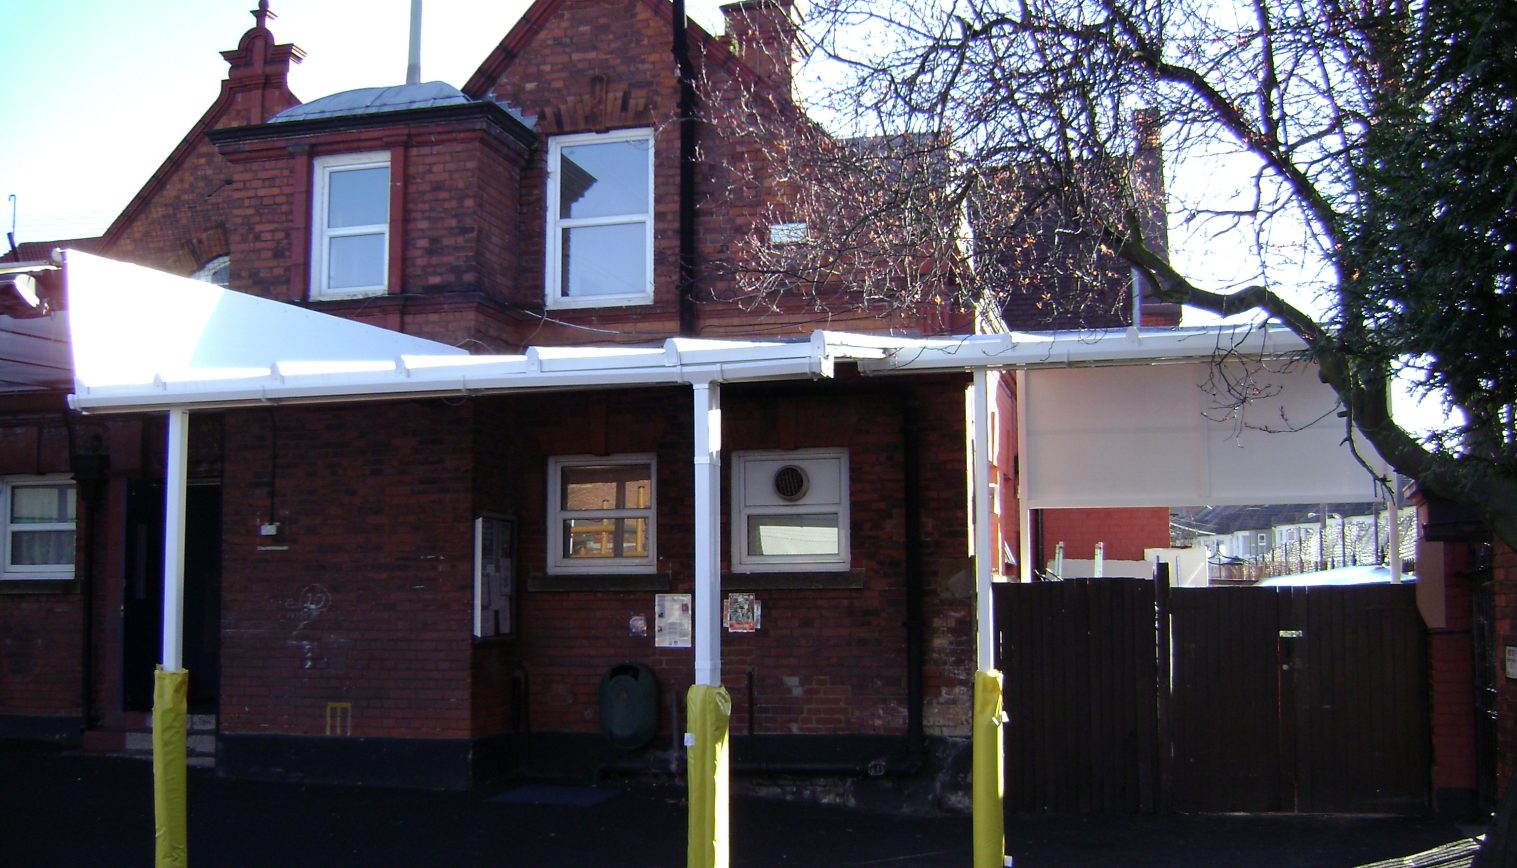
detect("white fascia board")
(70, 343), (830, 414)
(860, 325), (1310, 374)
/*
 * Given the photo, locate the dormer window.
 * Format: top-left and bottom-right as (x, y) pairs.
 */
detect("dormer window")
(311, 151), (390, 299)
(545, 129), (654, 309)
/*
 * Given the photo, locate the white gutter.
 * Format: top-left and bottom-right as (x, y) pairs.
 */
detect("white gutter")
(70, 341), (836, 415)
(861, 325), (1310, 375)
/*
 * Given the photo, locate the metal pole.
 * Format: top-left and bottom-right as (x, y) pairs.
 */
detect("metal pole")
(970, 369), (1006, 867)
(691, 380), (722, 686)
(405, 0), (423, 85)
(1014, 371), (1032, 583)
(1388, 489), (1402, 584)
(972, 369), (994, 670)
(162, 410), (189, 671)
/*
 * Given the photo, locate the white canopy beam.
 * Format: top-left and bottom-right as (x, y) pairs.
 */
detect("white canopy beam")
(162, 410), (189, 672)
(691, 380), (723, 686)
(972, 368), (995, 669)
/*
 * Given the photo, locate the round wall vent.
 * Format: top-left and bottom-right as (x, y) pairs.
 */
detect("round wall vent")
(773, 464), (809, 501)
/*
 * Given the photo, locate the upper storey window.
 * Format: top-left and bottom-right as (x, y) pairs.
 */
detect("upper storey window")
(545, 129), (654, 309)
(311, 152), (390, 299)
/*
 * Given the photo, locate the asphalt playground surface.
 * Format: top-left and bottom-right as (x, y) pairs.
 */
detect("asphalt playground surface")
(0, 739), (1486, 866)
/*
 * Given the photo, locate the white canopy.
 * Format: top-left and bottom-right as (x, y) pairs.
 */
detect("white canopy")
(63, 249), (1382, 507)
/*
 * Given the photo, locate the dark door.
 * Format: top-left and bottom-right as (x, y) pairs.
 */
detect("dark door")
(123, 483), (222, 713)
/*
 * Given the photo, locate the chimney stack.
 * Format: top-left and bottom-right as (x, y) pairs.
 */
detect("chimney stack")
(721, 0), (800, 98)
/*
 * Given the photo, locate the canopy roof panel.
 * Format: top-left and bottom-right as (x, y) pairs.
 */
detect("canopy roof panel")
(62, 249), (1382, 506)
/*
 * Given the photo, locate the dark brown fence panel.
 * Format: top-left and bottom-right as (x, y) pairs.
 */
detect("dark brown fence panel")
(998, 580), (1428, 815)
(996, 579), (1158, 813)
(1292, 585), (1429, 813)
(1168, 587), (1289, 812)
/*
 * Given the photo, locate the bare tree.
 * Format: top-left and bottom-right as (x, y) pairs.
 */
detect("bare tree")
(701, 0), (1517, 550)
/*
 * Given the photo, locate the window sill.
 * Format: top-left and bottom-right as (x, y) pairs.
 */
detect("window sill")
(0, 579), (76, 595)
(311, 288), (387, 302)
(722, 569), (865, 590)
(544, 295), (654, 311)
(529, 571), (672, 592)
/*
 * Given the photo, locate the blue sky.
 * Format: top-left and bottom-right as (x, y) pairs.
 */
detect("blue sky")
(0, 0), (730, 249)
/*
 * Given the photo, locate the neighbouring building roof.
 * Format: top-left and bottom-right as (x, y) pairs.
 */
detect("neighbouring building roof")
(1175, 503), (1383, 536)
(270, 82), (472, 122)
(268, 80), (537, 130)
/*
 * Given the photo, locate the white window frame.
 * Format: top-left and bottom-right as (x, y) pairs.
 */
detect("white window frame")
(192, 255), (231, 288)
(2, 475), (77, 581)
(547, 454), (657, 574)
(310, 151), (390, 300)
(544, 128), (655, 310)
(731, 448), (850, 573)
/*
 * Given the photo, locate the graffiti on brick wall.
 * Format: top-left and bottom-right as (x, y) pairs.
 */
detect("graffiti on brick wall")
(281, 583), (331, 669)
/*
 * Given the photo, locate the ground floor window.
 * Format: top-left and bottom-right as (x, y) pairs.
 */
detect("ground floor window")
(731, 449), (849, 572)
(2, 475), (76, 580)
(547, 455), (655, 573)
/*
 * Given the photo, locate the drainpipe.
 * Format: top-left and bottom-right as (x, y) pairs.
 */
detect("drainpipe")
(68, 421), (110, 735)
(672, 0), (699, 337)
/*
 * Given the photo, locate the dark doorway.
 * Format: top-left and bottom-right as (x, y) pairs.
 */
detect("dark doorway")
(123, 482), (222, 713)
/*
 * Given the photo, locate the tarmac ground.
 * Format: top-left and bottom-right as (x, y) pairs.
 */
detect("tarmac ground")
(0, 740), (1485, 867)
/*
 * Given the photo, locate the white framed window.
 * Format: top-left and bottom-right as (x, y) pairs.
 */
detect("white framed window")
(192, 255), (231, 288)
(3, 475), (76, 580)
(545, 128), (654, 309)
(731, 449), (849, 572)
(548, 455), (656, 573)
(310, 151), (390, 299)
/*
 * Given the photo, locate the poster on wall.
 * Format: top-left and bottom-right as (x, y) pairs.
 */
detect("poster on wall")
(655, 593), (692, 648)
(724, 593), (760, 632)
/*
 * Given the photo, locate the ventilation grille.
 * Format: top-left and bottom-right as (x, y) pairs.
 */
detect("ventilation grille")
(773, 465), (809, 501)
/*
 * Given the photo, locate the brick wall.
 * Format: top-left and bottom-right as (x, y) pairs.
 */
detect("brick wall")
(0, 411), (82, 719)
(103, 136), (235, 276)
(465, 376), (974, 740)
(1039, 506), (1171, 565)
(216, 120), (527, 310)
(218, 401), (478, 739)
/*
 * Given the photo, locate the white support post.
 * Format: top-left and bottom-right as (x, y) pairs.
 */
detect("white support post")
(972, 369), (994, 671)
(1015, 371), (1032, 583)
(692, 380), (723, 686)
(1388, 490), (1402, 584)
(162, 409), (190, 672)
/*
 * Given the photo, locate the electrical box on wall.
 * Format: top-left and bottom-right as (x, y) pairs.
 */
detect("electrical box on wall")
(474, 515), (515, 638)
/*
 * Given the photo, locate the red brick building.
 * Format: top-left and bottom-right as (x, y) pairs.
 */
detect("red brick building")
(0, 0), (1178, 795)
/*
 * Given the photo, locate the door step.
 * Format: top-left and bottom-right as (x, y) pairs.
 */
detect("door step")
(83, 714), (217, 767)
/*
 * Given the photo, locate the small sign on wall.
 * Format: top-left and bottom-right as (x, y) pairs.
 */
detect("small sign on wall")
(1506, 646), (1517, 680)
(724, 593), (760, 632)
(655, 594), (691, 648)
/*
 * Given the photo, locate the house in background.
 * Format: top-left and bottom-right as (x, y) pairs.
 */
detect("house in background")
(0, 0), (1177, 798)
(1174, 502), (1417, 584)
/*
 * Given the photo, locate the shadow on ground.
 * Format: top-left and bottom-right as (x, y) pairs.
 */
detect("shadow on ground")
(0, 741), (1484, 866)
